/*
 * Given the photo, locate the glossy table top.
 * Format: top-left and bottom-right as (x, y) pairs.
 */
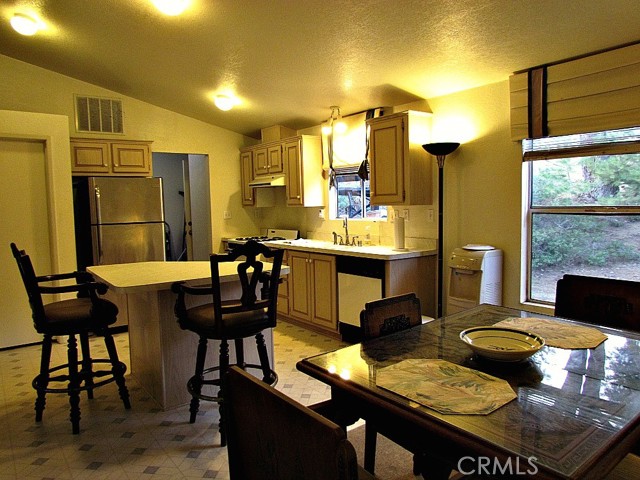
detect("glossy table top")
(297, 304), (640, 479)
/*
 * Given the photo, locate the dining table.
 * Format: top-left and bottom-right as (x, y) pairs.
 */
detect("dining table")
(296, 304), (640, 479)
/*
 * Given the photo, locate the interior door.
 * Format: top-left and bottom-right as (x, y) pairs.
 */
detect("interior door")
(0, 138), (50, 348)
(185, 154), (211, 260)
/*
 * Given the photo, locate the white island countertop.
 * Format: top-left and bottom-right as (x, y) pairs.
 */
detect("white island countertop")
(88, 261), (289, 294)
(264, 239), (436, 260)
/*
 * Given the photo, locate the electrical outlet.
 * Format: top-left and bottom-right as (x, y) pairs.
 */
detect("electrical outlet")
(427, 209), (434, 222)
(402, 209), (409, 221)
(318, 208), (325, 219)
(223, 211), (231, 219)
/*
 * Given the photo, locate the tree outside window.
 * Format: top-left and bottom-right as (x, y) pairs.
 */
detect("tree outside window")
(334, 169), (387, 220)
(525, 128), (640, 304)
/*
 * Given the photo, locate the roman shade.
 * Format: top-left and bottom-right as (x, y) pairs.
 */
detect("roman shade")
(510, 43), (640, 141)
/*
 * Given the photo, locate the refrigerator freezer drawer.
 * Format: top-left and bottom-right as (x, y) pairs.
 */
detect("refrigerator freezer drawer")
(92, 223), (166, 265)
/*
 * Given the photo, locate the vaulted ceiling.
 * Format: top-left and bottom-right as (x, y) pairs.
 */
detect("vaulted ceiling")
(1, 0), (639, 138)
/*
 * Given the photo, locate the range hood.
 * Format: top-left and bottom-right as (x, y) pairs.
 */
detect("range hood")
(249, 174), (286, 188)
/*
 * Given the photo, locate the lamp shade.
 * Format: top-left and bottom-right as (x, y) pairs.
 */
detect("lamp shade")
(422, 142), (460, 157)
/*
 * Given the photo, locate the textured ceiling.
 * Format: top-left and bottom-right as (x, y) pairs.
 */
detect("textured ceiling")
(1, 0), (639, 138)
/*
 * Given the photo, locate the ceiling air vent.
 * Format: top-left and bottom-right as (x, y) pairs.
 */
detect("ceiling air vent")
(75, 95), (123, 134)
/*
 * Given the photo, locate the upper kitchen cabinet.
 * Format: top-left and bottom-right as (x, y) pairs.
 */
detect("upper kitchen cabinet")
(239, 148), (255, 206)
(71, 138), (152, 176)
(367, 111), (432, 205)
(253, 141), (283, 177)
(283, 135), (323, 207)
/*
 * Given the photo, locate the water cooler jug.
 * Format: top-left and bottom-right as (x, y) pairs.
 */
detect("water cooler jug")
(447, 245), (503, 315)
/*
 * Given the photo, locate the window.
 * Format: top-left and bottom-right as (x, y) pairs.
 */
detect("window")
(333, 167), (387, 220)
(525, 128), (640, 304)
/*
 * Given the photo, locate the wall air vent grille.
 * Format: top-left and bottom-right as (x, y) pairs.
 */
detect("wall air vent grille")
(75, 95), (123, 134)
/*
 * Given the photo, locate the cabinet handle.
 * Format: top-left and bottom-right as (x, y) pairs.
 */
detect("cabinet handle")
(296, 195), (301, 199)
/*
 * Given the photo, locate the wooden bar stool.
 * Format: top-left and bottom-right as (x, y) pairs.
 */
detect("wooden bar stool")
(172, 240), (283, 446)
(10, 243), (130, 434)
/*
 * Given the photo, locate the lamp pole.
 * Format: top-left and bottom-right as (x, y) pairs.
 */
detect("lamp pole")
(422, 143), (460, 319)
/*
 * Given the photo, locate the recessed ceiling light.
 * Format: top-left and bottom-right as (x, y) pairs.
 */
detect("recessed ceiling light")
(152, 0), (190, 16)
(214, 95), (235, 111)
(10, 12), (40, 36)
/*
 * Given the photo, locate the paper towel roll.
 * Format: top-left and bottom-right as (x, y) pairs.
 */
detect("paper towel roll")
(394, 216), (406, 250)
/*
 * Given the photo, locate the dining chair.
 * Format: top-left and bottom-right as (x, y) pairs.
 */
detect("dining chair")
(359, 293), (423, 475)
(555, 273), (640, 458)
(172, 240), (283, 446)
(10, 243), (130, 434)
(223, 365), (375, 480)
(554, 274), (640, 331)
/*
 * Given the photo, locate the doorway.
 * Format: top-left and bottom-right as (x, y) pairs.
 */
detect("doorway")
(153, 153), (211, 261)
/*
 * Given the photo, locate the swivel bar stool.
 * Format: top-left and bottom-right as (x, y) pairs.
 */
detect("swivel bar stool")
(11, 243), (130, 434)
(172, 240), (283, 446)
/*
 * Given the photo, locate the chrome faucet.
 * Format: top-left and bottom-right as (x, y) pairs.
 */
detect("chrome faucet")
(342, 217), (349, 245)
(334, 217), (360, 246)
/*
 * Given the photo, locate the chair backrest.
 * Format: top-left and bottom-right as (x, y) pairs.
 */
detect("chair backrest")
(210, 240), (284, 328)
(360, 292), (422, 339)
(223, 366), (360, 480)
(555, 274), (640, 332)
(10, 243), (46, 325)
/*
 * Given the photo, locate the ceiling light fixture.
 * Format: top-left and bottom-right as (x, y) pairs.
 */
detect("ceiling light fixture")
(321, 106), (346, 135)
(214, 94), (235, 111)
(151, 0), (190, 16)
(10, 12), (40, 36)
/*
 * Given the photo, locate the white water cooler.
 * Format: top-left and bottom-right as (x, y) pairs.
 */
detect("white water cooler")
(447, 245), (503, 314)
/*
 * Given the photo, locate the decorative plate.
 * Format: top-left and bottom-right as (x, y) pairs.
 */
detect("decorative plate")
(459, 326), (545, 362)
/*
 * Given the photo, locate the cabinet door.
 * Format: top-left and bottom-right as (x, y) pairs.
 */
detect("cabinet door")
(111, 142), (151, 175)
(266, 144), (283, 173)
(369, 115), (405, 205)
(283, 139), (303, 205)
(240, 150), (255, 205)
(288, 251), (311, 321)
(310, 254), (337, 330)
(71, 140), (110, 174)
(253, 146), (268, 176)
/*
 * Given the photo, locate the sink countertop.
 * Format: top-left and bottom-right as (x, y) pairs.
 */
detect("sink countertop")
(263, 239), (436, 260)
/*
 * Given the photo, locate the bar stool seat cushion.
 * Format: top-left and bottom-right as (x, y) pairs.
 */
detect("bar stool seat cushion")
(42, 298), (118, 334)
(181, 302), (268, 339)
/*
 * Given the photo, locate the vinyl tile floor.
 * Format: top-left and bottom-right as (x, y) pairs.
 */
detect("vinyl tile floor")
(0, 322), (348, 479)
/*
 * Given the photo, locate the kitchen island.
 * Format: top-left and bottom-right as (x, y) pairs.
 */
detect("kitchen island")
(88, 261), (288, 410)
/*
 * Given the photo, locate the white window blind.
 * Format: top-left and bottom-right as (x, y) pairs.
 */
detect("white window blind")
(522, 127), (640, 161)
(510, 43), (640, 140)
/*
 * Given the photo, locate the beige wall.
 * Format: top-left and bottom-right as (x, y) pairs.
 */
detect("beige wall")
(0, 54), (259, 253)
(260, 82), (534, 312)
(1, 54), (541, 314)
(428, 81), (531, 313)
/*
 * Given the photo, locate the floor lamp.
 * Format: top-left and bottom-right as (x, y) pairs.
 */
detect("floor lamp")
(422, 142), (460, 319)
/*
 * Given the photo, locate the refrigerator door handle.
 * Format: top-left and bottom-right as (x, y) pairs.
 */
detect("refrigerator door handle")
(94, 186), (103, 264)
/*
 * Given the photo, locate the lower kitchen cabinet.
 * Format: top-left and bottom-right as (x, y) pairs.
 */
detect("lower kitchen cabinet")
(287, 251), (337, 333)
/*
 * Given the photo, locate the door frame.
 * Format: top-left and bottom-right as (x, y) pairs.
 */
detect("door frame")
(0, 110), (76, 277)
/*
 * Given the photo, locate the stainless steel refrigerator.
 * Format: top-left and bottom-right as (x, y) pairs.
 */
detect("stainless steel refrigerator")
(73, 176), (166, 268)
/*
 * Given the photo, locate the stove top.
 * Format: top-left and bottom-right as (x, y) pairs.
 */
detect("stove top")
(231, 228), (298, 243)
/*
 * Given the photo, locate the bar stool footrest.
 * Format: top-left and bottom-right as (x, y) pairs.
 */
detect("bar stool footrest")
(187, 363), (277, 403)
(32, 359), (127, 394)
